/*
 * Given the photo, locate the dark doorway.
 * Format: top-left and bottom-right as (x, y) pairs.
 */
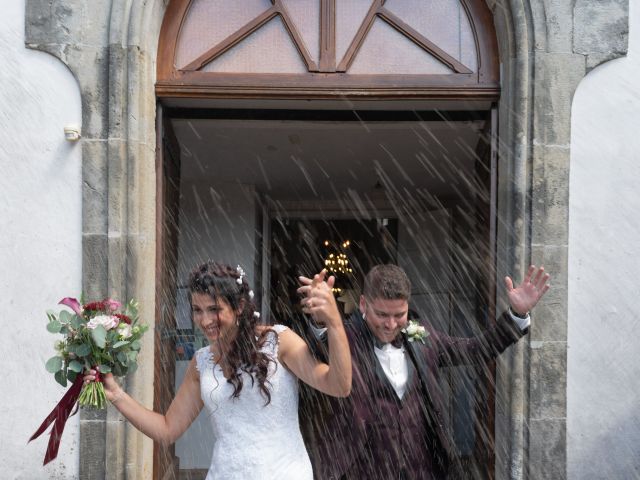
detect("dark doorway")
(269, 217), (399, 324)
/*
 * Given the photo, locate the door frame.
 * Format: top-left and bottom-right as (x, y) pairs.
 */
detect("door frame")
(154, 102), (500, 478)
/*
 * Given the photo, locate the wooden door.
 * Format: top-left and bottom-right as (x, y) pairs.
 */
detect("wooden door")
(466, 105), (498, 479)
(154, 105), (182, 479)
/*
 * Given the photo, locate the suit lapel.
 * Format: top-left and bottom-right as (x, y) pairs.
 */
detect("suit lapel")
(405, 345), (415, 388)
(370, 345), (392, 390)
(404, 336), (434, 403)
(351, 313), (400, 398)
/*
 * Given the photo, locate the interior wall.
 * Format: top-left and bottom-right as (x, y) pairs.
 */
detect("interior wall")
(173, 179), (258, 469)
(568, 0), (640, 477)
(0, 1), (82, 478)
(175, 181), (258, 288)
(174, 361), (212, 469)
(398, 208), (453, 330)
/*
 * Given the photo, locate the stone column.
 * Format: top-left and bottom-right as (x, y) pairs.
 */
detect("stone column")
(490, 1), (629, 479)
(25, 0), (166, 478)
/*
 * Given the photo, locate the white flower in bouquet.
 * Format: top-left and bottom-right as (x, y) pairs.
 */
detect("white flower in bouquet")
(87, 314), (118, 331)
(117, 323), (132, 339)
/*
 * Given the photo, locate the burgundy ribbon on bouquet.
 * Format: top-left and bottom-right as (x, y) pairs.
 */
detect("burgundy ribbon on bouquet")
(28, 375), (84, 465)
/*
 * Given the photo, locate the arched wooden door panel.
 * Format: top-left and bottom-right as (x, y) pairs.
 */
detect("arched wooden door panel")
(157, 0), (499, 100)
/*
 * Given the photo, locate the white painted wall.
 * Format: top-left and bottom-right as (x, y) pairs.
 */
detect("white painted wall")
(0, 1), (82, 479)
(568, 0), (640, 478)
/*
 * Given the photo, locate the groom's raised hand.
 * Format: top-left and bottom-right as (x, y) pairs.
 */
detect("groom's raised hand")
(504, 265), (551, 317)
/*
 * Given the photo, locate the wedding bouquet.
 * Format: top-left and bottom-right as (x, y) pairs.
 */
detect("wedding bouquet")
(45, 297), (148, 408)
(30, 296), (148, 464)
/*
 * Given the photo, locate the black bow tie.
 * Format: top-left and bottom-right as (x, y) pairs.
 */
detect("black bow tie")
(374, 335), (403, 349)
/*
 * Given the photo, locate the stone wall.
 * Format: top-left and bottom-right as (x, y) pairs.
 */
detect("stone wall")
(25, 1), (166, 478)
(490, 1), (628, 478)
(525, 1), (627, 478)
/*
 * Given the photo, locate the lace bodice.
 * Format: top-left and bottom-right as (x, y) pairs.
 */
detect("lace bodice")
(194, 325), (312, 480)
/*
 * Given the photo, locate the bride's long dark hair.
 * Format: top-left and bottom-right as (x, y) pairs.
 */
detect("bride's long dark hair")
(189, 261), (273, 404)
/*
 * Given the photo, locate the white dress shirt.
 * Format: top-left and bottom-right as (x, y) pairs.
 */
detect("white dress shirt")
(374, 343), (409, 399)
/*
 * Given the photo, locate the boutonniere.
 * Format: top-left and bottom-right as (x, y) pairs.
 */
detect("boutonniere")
(402, 320), (429, 344)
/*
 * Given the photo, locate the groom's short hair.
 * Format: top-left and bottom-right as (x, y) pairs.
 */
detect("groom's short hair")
(363, 264), (411, 301)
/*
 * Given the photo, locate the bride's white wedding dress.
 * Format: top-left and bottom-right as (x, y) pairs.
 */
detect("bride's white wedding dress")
(195, 324), (313, 480)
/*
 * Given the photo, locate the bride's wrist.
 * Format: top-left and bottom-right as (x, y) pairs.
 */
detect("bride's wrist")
(109, 388), (126, 405)
(324, 318), (344, 331)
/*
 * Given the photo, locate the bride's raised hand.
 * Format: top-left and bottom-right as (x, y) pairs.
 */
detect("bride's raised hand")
(297, 269), (341, 329)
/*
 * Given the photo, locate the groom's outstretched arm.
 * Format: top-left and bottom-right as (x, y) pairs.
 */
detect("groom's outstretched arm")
(435, 265), (550, 367)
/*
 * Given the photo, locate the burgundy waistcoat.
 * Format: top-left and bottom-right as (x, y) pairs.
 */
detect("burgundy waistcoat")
(342, 352), (438, 480)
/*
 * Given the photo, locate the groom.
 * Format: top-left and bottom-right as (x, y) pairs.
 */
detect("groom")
(297, 264), (549, 479)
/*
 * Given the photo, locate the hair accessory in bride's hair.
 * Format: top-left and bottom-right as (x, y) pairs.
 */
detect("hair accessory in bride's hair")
(236, 265), (245, 285)
(248, 290), (254, 300)
(253, 311), (260, 319)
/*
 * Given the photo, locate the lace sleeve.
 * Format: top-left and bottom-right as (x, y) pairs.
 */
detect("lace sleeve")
(271, 324), (289, 335)
(194, 346), (213, 373)
(261, 324), (290, 357)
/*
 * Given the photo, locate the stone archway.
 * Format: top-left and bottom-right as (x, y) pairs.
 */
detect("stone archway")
(24, 0), (629, 478)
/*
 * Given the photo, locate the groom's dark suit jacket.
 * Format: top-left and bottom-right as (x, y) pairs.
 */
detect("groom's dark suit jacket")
(296, 310), (527, 480)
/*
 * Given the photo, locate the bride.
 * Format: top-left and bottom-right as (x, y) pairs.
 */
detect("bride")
(83, 261), (351, 479)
